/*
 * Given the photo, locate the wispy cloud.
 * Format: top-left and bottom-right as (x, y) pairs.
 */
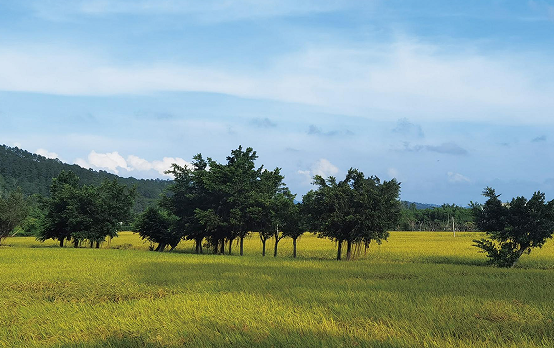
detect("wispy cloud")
(400, 142), (468, 156)
(307, 125), (352, 137)
(447, 171), (470, 183)
(1, 39), (554, 125)
(392, 118), (424, 138)
(250, 117), (277, 128)
(28, 0), (361, 22)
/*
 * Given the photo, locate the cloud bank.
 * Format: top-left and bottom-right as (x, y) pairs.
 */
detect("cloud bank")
(74, 151), (191, 176)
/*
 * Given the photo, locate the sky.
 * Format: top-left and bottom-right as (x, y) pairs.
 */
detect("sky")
(1, 0), (554, 205)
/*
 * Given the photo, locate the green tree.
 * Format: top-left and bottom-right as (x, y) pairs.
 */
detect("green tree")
(39, 171), (135, 248)
(81, 179), (136, 248)
(268, 188), (298, 257)
(193, 146), (268, 255)
(38, 171), (80, 247)
(162, 155), (210, 254)
(472, 187), (554, 267)
(304, 168), (401, 260)
(0, 188), (28, 245)
(134, 207), (178, 251)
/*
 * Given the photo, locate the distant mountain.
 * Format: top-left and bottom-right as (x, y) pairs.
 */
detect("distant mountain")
(401, 201), (440, 210)
(0, 144), (170, 212)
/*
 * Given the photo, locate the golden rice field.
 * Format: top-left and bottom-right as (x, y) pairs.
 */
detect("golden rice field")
(1, 232), (553, 347)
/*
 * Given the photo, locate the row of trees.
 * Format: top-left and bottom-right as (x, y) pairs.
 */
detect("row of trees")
(135, 146), (402, 260)
(398, 203), (475, 232)
(6, 145), (553, 267)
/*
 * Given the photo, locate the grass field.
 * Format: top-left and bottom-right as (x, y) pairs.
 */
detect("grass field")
(1, 232), (553, 347)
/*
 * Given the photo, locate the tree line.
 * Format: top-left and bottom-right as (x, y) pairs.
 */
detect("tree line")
(135, 146), (402, 260)
(397, 203), (476, 232)
(3, 145), (554, 266)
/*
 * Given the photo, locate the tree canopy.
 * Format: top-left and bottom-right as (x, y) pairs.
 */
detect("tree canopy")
(472, 187), (554, 267)
(38, 171), (136, 248)
(303, 168), (401, 260)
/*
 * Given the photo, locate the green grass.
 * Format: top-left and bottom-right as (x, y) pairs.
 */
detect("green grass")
(1, 232), (554, 347)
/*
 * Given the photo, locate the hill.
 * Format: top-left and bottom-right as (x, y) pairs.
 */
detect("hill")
(401, 200), (440, 210)
(0, 144), (170, 212)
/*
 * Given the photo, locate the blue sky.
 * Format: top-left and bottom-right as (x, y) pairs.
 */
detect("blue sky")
(1, 0), (554, 205)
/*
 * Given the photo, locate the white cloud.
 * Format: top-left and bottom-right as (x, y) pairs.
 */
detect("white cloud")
(87, 151), (129, 174)
(36, 148), (59, 159)
(298, 158), (339, 184)
(447, 171), (471, 183)
(74, 158), (91, 169)
(1, 38), (554, 125)
(151, 157), (192, 176)
(127, 155), (152, 171)
(73, 151), (192, 177)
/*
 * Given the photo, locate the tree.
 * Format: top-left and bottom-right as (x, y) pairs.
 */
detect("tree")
(0, 188), (28, 245)
(134, 207), (178, 251)
(39, 171), (135, 248)
(472, 187), (554, 267)
(163, 154), (210, 254)
(304, 168), (401, 260)
(282, 199), (305, 258)
(192, 146), (269, 256)
(268, 188), (299, 257)
(38, 171), (80, 247)
(82, 179), (136, 248)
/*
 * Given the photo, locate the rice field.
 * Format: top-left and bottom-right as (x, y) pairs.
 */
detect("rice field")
(1, 232), (553, 347)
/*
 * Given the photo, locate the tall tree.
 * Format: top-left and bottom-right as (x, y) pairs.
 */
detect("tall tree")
(304, 168), (401, 260)
(472, 187), (554, 267)
(38, 171), (80, 247)
(194, 146), (266, 256)
(163, 154), (210, 254)
(0, 188), (28, 245)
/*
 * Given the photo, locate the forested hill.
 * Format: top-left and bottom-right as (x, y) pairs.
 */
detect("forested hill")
(401, 201), (440, 210)
(0, 145), (170, 212)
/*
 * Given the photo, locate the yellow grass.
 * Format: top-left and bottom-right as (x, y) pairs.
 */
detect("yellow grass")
(1, 231), (553, 347)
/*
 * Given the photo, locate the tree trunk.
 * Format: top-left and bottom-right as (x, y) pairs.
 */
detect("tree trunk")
(336, 239), (343, 260)
(195, 238), (201, 254)
(156, 243), (166, 252)
(95, 241), (100, 249)
(59, 239), (64, 248)
(293, 237), (297, 258)
(273, 237), (279, 257)
(240, 236), (244, 256)
(169, 245), (176, 251)
(364, 240), (371, 255)
(73, 239), (79, 248)
(228, 238), (233, 255)
(89, 240), (94, 248)
(262, 239), (266, 256)
(346, 240), (353, 260)
(220, 239), (225, 254)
